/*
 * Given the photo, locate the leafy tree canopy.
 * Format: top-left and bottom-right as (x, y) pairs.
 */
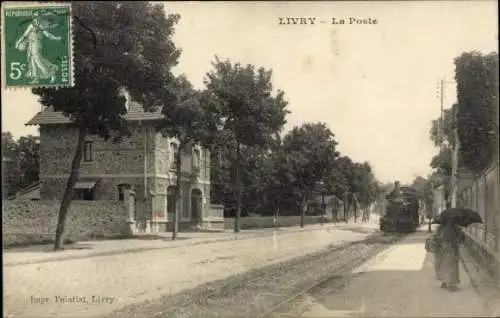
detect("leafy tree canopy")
(33, 1), (181, 139)
(454, 51), (498, 173)
(429, 104), (456, 148)
(2, 132), (40, 197)
(278, 122), (339, 204)
(204, 56), (289, 149)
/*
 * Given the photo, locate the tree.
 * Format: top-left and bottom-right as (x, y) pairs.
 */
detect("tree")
(2, 132), (21, 197)
(209, 135), (233, 207)
(157, 76), (219, 239)
(420, 172), (442, 232)
(324, 156), (351, 200)
(353, 162), (379, 208)
(411, 176), (427, 195)
(31, 1), (181, 250)
(258, 148), (287, 217)
(277, 123), (339, 227)
(428, 104), (461, 204)
(17, 135), (40, 189)
(345, 161), (380, 221)
(430, 147), (452, 177)
(239, 146), (268, 214)
(2, 132), (40, 198)
(242, 138), (288, 217)
(429, 105), (456, 148)
(2, 132), (17, 158)
(204, 57), (289, 232)
(454, 51), (498, 173)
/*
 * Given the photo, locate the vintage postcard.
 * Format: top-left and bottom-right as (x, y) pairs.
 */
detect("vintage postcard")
(2, 1), (499, 318)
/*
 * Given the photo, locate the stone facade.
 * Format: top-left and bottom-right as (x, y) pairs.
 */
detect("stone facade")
(3, 199), (132, 247)
(33, 119), (220, 231)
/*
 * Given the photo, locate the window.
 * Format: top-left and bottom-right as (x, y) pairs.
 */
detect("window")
(190, 189), (203, 221)
(83, 141), (94, 162)
(193, 148), (201, 169)
(167, 186), (177, 216)
(73, 189), (95, 201)
(118, 184), (131, 201)
(170, 143), (178, 170)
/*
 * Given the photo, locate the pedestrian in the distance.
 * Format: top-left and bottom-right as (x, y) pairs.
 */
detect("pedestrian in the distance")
(434, 217), (464, 291)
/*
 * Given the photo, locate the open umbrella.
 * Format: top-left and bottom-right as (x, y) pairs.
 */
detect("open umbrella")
(435, 208), (483, 227)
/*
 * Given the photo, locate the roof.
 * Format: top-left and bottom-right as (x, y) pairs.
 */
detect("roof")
(75, 180), (97, 189)
(10, 181), (41, 200)
(26, 101), (163, 126)
(15, 187), (40, 200)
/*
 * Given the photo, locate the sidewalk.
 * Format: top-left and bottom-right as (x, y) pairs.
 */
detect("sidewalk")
(300, 228), (494, 317)
(460, 243), (500, 317)
(4, 221), (379, 266)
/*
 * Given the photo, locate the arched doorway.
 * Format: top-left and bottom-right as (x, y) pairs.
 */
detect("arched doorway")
(167, 186), (177, 220)
(191, 189), (202, 224)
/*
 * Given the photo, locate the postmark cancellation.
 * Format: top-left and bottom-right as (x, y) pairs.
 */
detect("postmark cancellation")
(2, 2), (74, 89)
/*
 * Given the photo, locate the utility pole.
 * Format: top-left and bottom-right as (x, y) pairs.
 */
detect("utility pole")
(436, 78), (457, 206)
(495, 89), (500, 288)
(450, 105), (460, 208)
(428, 79), (446, 232)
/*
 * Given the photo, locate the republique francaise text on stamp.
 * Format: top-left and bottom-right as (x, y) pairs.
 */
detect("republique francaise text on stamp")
(2, 2), (74, 89)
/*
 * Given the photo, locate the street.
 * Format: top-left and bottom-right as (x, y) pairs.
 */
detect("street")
(6, 222), (495, 318)
(4, 223), (377, 318)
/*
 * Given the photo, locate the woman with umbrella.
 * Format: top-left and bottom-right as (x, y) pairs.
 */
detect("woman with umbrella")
(432, 206), (482, 290)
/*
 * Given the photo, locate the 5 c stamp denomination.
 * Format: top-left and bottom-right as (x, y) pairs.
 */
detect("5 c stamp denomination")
(2, 3), (74, 89)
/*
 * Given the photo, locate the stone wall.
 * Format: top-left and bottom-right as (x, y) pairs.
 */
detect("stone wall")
(458, 162), (499, 283)
(97, 177), (144, 200)
(206, 204), (224, 219)
(39, 124), (147, 176)
(39, 124), (148, 200)
(224, 215), (331, 230)
(40, 178), (66, 199)
(3, 199), (132, 247)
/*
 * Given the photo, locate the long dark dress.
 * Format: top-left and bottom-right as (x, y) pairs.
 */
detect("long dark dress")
(435, 220), (464, 285)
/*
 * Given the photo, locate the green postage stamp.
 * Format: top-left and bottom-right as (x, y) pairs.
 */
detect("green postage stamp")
(2, 3), (73, 88)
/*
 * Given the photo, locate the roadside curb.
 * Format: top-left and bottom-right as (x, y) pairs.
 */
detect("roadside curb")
(459, 247), (500, 317)
(3, 231), (283, 267)
(4, 223), (374, 267)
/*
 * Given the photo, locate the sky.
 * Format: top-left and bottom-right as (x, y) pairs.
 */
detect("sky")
(1, 1), (498, 184)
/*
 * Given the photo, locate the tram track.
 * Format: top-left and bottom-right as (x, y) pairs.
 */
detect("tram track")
(259, 248), (379, 318)
(106, 230), (406, 318)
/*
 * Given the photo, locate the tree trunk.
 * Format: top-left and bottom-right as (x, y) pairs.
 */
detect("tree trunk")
(273, 206), (279, 228)
(172, 143), (183, 240)
(234, 143), (241, 233)
(300, 196), (307, 228)
(353, 200), (358, 223)
(54, 127), (86, 251)
(344, 192), (349, 223)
